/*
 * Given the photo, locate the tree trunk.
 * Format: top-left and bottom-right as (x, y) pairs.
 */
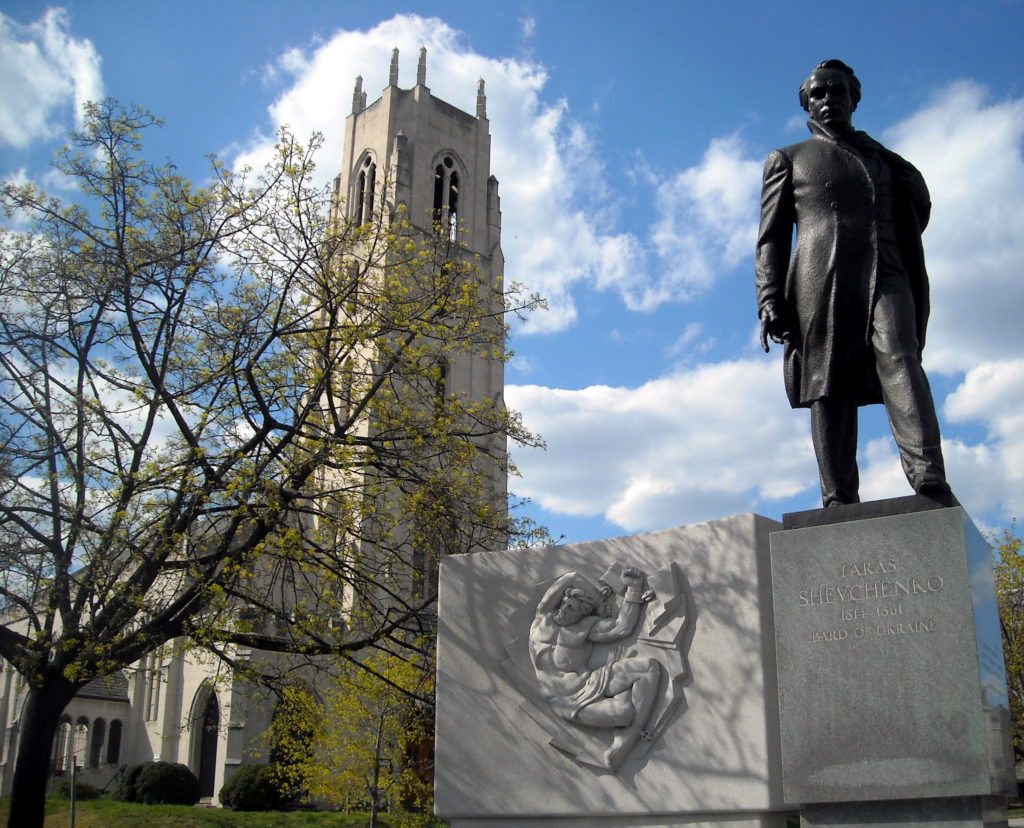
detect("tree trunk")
(369, 711), (385, 828)
(7, 678), (78, 828)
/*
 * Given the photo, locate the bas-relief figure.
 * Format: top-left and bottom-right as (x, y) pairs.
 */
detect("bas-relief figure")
(503, 561), (692, 772)
(528, 566), (660, 771)
(756, 59), (953, 508)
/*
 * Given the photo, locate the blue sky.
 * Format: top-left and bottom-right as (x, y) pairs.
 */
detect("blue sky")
(2, 1), (1023, 543)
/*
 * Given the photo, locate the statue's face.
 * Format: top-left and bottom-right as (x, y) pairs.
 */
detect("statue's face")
(554, 595), (589, 626)
(805, 68), (854, 131)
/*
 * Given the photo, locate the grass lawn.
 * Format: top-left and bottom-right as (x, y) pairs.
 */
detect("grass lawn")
(0, 797), (445, 827)
(2, 797), (1017, 826)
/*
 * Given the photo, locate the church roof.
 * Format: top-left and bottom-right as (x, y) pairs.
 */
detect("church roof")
(76, 671), (130, 702)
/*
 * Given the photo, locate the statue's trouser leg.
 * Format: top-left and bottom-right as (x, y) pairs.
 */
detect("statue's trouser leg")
(811, 398), (859, 506)
(871, 270), (947, 492)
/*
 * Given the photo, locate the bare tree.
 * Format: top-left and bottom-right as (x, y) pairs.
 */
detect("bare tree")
(0, 101), (543, 827)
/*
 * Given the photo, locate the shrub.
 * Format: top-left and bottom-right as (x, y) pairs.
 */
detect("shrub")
(113, 762), (143, 802)
(114, 761), (201, 805)
(53, 779), (103, 800)
(218, 763), (287, 811)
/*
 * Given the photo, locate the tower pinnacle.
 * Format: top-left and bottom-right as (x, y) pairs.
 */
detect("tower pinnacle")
(352, 76), (365, 115)
(417, 47), (427, 86)
(389, 47), (399, 86)
(476, 79), (487, 119)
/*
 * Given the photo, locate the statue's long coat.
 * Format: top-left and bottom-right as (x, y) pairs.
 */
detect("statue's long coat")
(755, 121), (932, 409)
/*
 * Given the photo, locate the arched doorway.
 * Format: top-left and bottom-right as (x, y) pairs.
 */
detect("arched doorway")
(196, 691), (220, 798)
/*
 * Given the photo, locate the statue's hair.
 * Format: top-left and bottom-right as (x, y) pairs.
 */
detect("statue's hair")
(799, 59), (861, 111)
(562, 586), (596, 613)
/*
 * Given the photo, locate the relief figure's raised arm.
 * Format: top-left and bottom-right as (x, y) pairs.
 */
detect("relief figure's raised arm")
(526, 564), (662, 771)
(588, 566), (651, 643)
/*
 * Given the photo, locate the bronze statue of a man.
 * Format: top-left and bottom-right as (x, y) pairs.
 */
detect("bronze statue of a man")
(756, 59), (951, 507)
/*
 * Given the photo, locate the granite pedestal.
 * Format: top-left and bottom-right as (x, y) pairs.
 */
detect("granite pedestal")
(435, 513), (787, 827)
(770, 502), (1015, 826)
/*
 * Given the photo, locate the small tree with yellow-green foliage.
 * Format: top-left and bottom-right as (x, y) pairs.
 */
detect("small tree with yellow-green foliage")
(265, 648), (434, 825)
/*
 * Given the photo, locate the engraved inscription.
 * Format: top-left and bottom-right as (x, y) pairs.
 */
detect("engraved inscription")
(798, 575), (943, 606)
(795, 555), (945, 645)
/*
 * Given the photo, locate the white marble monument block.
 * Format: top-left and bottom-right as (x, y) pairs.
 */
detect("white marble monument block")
(435, 513), (788, 827)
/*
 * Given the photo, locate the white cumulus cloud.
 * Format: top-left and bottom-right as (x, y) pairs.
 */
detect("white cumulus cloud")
(886, 82), (1024, 376)
(0, 8), (103, 148)
(939, 361), (1024, 521)
(508, 359), (817, 531)
(645, 135), (762, 309)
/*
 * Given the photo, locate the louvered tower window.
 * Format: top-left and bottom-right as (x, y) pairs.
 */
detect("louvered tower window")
(354, 155), (376, 224)
(433, 156), (459, 239)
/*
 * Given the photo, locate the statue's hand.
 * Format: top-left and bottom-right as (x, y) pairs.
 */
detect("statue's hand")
(759, 302), (789, 352)
(621, 566), (643, 588)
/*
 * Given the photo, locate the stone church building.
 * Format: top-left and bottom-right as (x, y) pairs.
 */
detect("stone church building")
(0, 49), (505, 803)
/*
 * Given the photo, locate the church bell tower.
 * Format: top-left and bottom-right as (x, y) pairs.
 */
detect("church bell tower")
(332, 47), (508, 549)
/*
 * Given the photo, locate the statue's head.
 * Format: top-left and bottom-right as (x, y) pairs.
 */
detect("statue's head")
(555, 586), (596, 626)
(799, 59), (860, 131)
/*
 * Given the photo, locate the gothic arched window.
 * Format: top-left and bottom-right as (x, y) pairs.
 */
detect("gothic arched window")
(146, 666), (162, 721)
(107, 719), (123, 764)
(355, 155), (376, 225)
(53, 718), (72, 773)
(89, 718), (106, 768)
(73, 718), (89, 769)
(433, 155), (461, 238)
